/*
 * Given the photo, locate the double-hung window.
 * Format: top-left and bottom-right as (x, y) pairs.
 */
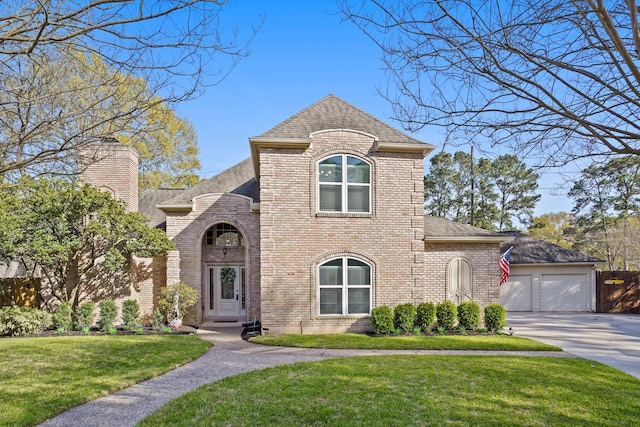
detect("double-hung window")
(318, 155), (370, 213)
(318, 257), (371, 315)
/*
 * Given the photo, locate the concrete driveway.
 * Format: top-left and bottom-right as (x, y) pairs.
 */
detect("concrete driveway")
(507, 312), (640, 379)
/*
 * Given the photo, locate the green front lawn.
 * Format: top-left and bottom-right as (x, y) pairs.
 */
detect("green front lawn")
(140, 355), (640, 426)
(0, 335), (211, 426)
(251, 332), (561, 351)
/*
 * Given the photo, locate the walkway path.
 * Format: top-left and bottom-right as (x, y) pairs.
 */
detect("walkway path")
(39, 327), (571, 427)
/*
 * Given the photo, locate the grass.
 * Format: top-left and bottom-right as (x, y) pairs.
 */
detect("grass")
(0, 335), (212, 426)
(139, 355), (640, 426)
(250, 332), (562, 351)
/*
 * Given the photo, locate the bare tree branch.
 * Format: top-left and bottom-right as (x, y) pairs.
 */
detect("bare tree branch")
(0, 1), (261, 177)
(340, 0), (640, 167)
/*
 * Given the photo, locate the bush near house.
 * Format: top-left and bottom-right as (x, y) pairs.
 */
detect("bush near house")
(457, 301), (481, 330)
(436, 301), (457, 330)
(393, 303), (416, 333)
(158, 282), (199, 322)
(416, 302), (436, 331)
(54, 301), (73, 331)
(74, 302), (95, 331)
(370, 306), (394, 334)
(484, 304), (507, 332)
(98, 299), (118, 331)
(122, 300), (141, 331)
(0, 306), (52, 336)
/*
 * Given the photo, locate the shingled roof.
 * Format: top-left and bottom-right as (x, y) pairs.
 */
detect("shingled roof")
(257, 94), (427, 144)
(138, 188), (186, 228)
(500, 232), (604, 265)
(160, 158), (258, 206)
(424, 215), (509, 242)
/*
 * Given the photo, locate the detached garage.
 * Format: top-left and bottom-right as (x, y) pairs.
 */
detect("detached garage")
(499, 233), (603, 312)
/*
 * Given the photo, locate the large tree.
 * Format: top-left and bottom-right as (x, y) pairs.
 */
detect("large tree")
(528, 212), (574, 248)
(424, 151), (539, 230)
(341, 1), (640, 166)
(568, 156), (640, 269)
(0, 1), (259, 177)
(423, 151), (471, 222)
(0, 177), (175, 310)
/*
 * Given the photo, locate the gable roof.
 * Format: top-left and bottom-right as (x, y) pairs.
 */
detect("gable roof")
(154, 157), (258, 207)
(500, 232), (604, 265)
(137, 159), (258, 226)
(424, 215), (509, 243)
(249, 94), (435, 177)
(258, 94), (427, 144)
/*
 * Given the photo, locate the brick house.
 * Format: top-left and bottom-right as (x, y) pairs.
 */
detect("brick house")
(83, 95), (509, 334)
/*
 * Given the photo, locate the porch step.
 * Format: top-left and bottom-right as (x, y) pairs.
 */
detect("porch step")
(199, 320), (244, 329)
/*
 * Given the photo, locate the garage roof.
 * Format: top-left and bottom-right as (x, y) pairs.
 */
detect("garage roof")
(500, 232), (604, 265)
(424, 215), (510, 242)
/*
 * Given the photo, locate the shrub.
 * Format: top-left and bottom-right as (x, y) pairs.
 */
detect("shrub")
(54, 301), (73, 331)
(158, 282), (199, 322)
(436, 301), (457, 330)
(416, 302), (436, 331)
(0, 306), (53, 336)
(122, 300), (140, 331)
(152, 309), (166, 332)
(457, 301), (481, 330)
(98, 299), (117, 332)
(75, 302), (95, 330)
(393, 303), (416, 333)
(484, 303), (507, 332)
(370, 306), (394, 335)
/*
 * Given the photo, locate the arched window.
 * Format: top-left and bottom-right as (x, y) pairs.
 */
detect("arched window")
(318, 257), (371, 315)
(318, 155), (370, 213)
(448, 257), (472, 304)
(205, 223), (242, 247)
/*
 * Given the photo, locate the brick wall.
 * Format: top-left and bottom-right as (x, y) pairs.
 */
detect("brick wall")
(259, 130), (425, 334)
(423, 242), (501, 309)
(79, 143), (139, 212)
(164, 193), (260, 325)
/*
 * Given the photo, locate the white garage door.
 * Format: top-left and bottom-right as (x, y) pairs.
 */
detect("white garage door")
(500, 274), (532, 311)
(540, 274), (587, 311)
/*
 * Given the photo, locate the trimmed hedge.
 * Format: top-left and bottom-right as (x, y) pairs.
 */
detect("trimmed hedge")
(484, 303), (507, 331)
(122, 299), (140, 331)
(54, 301), (73, 331)
(98, 299), (117, 331)
(393, 303), (416, 333)
(371, 306), (394, 334)
(416, 302), (436, 331)
(457, 301), (481, 330)
(436, 301), (457, 330)
(75, 302), (95, 330)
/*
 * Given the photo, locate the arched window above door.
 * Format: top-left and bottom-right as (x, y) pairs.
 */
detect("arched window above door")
(205, 223), (243, 247)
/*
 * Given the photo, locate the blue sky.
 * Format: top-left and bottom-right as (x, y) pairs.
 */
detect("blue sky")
(177, 0), (572, 217)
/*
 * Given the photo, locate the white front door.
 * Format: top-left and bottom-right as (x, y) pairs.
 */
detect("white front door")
(207, 265), (243, 318)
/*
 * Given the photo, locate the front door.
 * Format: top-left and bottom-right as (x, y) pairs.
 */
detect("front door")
(207, 265), (243, 318)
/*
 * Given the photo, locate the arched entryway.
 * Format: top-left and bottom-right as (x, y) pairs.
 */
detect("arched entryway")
(202, 223), (246, 321)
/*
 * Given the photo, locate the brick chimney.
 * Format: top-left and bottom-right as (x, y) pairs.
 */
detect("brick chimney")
(79, 138), (139, 213)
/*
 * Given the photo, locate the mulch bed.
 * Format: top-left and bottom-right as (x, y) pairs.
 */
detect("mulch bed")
(1, 325), (198, 339)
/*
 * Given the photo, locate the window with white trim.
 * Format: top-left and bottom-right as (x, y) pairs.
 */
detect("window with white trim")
(318, 155), (370, 213)
(318, 257), (371, 315)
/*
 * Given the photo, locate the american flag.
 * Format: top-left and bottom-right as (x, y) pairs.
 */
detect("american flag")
(499, 248), (512, 286)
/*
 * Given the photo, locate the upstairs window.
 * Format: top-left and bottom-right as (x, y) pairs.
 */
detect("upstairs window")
(318, 155), (370, 213)
(206, 223), (242, 247)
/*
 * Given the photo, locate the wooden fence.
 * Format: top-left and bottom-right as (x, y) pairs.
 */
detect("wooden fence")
(596, 271), (640, 313)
